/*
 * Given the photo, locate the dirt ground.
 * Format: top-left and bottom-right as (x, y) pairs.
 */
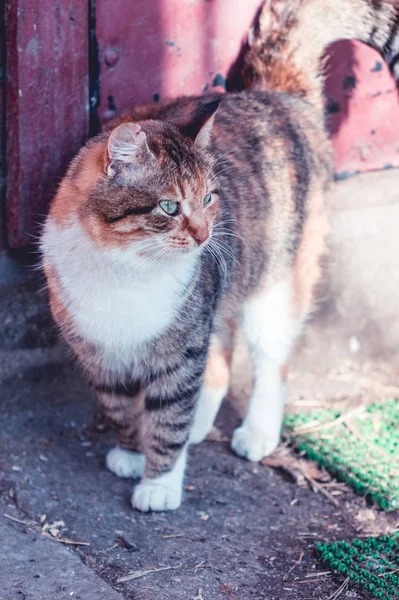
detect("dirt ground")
(1, 172), (399, 600)
(0, 274), (397, 600)
(1, 342), (389, 600)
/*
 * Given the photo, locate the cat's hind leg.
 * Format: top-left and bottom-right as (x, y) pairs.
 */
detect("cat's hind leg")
(190, 334), (232, 444)
(231, 278), (302, 461)
(232, 188), (328, 461)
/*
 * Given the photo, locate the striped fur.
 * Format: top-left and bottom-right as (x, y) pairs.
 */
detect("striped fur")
(41, 0), (398, 511)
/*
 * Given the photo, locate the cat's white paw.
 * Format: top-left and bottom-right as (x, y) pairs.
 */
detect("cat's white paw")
(132, 481), (182, 512)
(231, 425), (280, 462)
(132, 445), (187, 511)
(106, 447), (145, 479)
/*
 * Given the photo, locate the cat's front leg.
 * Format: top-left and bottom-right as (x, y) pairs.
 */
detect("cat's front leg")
(232, 279), (302, 461)
(190, 333), (232, 444)
(95, 382), (146, 479)
(132, 358), (205, 512)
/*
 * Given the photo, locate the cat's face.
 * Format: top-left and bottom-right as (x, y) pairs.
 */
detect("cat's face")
(79, 102), (220, 261)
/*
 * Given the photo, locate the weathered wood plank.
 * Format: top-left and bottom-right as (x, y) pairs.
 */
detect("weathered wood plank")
(5, 0), (89, 248)
(0, 2), (6, 249)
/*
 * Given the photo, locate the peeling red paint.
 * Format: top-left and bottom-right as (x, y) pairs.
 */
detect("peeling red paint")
(325, 41), (399, 176)
(95, 0), (262, 122)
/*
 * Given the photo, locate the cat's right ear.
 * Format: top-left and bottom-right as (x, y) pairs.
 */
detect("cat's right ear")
(105, 122), (151, 176)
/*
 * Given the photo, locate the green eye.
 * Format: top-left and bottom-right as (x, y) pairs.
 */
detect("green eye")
(203, 193), (212, 207)
(159, 200), (179, 216)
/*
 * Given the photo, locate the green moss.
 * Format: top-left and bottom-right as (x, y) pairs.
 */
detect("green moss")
(284, 398), (399, 511)
(317, 535), (399, 599)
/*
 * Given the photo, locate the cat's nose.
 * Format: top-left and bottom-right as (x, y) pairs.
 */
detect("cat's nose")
(191, 225), (209, 246)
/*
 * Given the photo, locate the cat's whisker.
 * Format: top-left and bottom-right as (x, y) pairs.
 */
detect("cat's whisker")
(206, 240), (228, 288)
(133, 247), (165, 273)
(213, 230), (255, 250)
(213, 219), (239, 225)
(211, 239), (244, 275)
(132, 239), (163, 251)
(212, 166), (234, 179)
(205, 150), (237, 179)
(208, 160), (232, 178)
(210, 150), (236, 169)
(136, 247), (170, 274)
(210, 235), (237, 256)
(214, 222), (257, 246)
(214, 219), (253, 236)
(213, 229), (247, 242)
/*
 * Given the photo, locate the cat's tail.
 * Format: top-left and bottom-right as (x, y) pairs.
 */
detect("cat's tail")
(242, 0), (399, 107)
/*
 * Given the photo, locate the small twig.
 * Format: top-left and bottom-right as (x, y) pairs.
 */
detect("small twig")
(286, 401), (327, 408)
(115, 535), (137, 551)
(295, 578), (331, 584)
(188, 560), (212, 572)
(344, 420), (399, 463)
(41, 531), (89, 546)
(295, 466), (340, 507)
(116, 563), (182, 583)
(306, 477), (340, 507)
(379, 567), (399, 577)
(283, 552), (304, 580)
(292, 406), (364, 435)
(3, 513), (34, 527)
(4, 512), (89, 547)
(193, 588), (204, 600)
(162, 533), (184, 539)
(326, 577), (350, 600)
(320, 482), (347, 488)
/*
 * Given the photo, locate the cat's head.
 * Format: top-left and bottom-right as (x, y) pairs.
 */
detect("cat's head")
(61, 100), (221, 261)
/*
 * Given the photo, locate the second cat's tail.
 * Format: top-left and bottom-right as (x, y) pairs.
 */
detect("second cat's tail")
(242, 0), (399, 107)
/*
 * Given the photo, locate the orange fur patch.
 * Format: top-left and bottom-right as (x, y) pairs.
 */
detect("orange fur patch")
(204, 342), (231, 390)
(280, 363), (289, 383)
(50, 141), (106, 227)
(43, 263), (69, 325)
(293, 188), (329, 317)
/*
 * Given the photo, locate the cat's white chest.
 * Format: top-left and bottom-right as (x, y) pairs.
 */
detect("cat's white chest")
(42, 221), (197, 362)
(72, 271), (185, 352)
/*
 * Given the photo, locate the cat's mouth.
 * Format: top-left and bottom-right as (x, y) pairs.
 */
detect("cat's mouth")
(130, 233), (211, 263)
(168, 237), (210, 252)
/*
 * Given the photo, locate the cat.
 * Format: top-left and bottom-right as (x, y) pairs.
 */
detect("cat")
(41, 0), (399, 512)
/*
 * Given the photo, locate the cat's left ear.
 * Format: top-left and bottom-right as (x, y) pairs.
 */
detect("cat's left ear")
(180, 99), (221, 149)
(105, 122), (152, 176)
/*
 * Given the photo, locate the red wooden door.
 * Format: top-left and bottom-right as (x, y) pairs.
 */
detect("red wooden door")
(3, 0), (89, 249)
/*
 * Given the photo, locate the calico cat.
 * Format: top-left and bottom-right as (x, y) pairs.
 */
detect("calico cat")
(41, 0), (399, 512)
